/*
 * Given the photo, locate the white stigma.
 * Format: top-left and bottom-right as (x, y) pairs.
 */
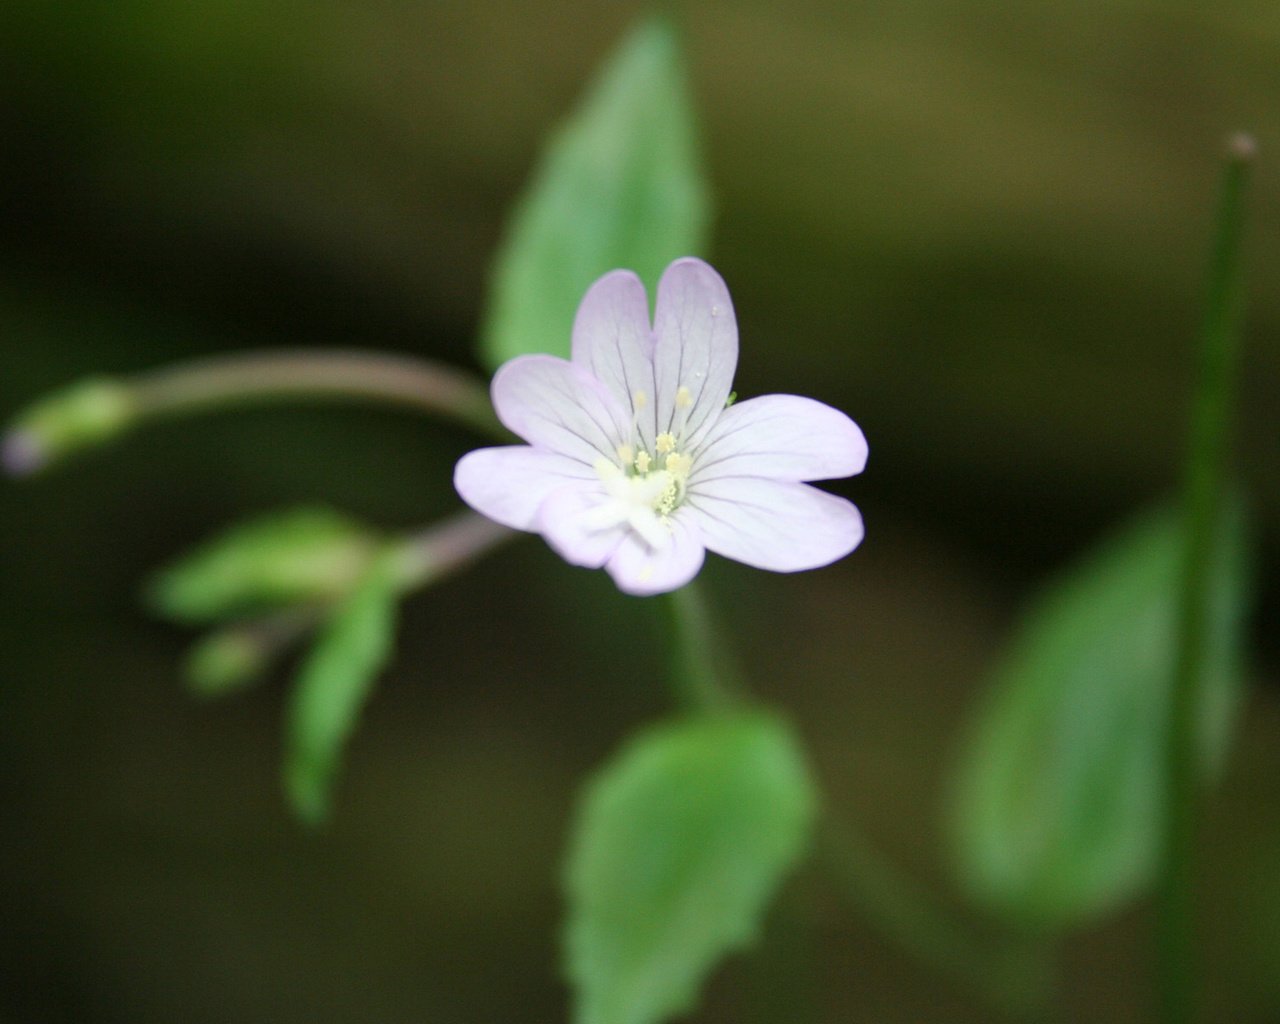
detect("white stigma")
(585, 383), (704, 550)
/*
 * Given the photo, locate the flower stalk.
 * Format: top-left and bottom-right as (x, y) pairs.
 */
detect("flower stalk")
(4, 349), (505, 475)
(182, 511), (515, 697)
(390, 511), (517, 590)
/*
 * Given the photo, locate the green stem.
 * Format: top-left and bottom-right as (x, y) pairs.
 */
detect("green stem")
(661, 580), (1054, 1018)
(817, 817), (1055, 1020)
(187, 512), (517, 696)
(660, 581), (742, 712)
(1156, 133), (1255, 1024)
(131, 349), (505, 439)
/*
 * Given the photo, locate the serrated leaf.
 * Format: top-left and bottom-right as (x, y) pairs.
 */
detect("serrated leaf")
(565, 711), (816, 1024)
(480, 15), (710, 368)
(283, 556), (399, 825)
(951, 502), (1251, 928)
(147, 507), (378, 624)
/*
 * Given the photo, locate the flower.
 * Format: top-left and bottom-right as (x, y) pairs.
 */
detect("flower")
(455, 258), (867, 595)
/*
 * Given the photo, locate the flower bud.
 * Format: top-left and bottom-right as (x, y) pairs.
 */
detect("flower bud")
(3, 378), (136, 476)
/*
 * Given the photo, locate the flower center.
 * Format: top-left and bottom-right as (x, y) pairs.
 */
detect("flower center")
(585, 430), (694, 549)
(578, 384), (704, 547)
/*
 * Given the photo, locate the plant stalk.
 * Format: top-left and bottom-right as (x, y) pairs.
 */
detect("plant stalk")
(1156, 132), (1255, 1024)
(131, 349), (505, 439)
(661, 580), (1054, 1018)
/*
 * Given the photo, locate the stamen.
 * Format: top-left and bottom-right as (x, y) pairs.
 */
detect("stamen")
(634, 450), (652, 474)
(616, 444), (634, 464)
(664, 383), (697, 449)
(655, 432), (676, 454)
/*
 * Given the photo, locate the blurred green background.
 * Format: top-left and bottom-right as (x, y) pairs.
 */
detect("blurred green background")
(2, 1), (1278, 1020)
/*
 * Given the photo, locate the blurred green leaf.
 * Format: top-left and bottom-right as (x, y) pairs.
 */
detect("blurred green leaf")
(565, 711), (816, 1024)
(147, 507), (379, 624)
(284, 555), (399, 825)
(480, 15), (710, 368)
(951, 502), (1251, 928)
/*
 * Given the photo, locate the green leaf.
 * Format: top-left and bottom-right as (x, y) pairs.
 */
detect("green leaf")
(283, 556), (400, 825)
(480, 15), (710, 368)
(147, 507), (379, 624)
(950, 502), (1251, 928)
(565, 711), (816, 1024)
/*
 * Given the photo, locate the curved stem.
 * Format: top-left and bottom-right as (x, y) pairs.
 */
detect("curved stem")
(392, 511), (518, 590)
(130, 349), (506, 440)
(660, 580), (1054, 1018)
(1156, 132), (1254, 1024)
(816, 817), (1056, 1020)
(190, 512), (518, 692)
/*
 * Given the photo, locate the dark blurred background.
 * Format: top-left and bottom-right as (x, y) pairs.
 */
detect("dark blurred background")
(1, 1), (1277, 1020)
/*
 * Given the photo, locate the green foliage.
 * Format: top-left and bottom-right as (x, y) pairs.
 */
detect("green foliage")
(950, 502), (1251, 928)
(565, 711), (816, 1024)
(147, 507), (379, 625)
(480, 15), (710, 368)
(284, 556), (400, 825)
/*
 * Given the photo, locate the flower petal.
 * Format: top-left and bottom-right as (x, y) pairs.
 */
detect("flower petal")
(686, 478), (864, 572)
(652, 258), (738, 451)
(538, 484), (628, 569)
(454, 446), (595, 530)
(691, 394), (868, 484)
(605, 515), (705, 596)
(492, 355), (629, 464)
(571, 269), (658, 453)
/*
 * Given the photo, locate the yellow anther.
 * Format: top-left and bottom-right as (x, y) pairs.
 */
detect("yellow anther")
(675, 386), (693, 409)
(655, 478), (679, 517)
(633, 390), (648, 409)
(634, 450), (652, 474)
(616, 444), (634, 464)
(665, 453), (691, 475)
(655, 432), (676, 454)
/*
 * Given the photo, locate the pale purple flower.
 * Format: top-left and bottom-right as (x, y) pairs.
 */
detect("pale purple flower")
(455, 258), (867, 596)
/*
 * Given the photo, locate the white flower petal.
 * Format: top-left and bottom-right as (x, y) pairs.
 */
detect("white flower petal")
(492, 355), (629, 464)
(537, 484), (629, 568)
(692, 394), (868, 484)
(605, 515), (706, 596)
(454, 446), (596, 530)
(652, 258), (738, 450)
(571, 269), (658, 453)
(686, 477), (864, 572)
